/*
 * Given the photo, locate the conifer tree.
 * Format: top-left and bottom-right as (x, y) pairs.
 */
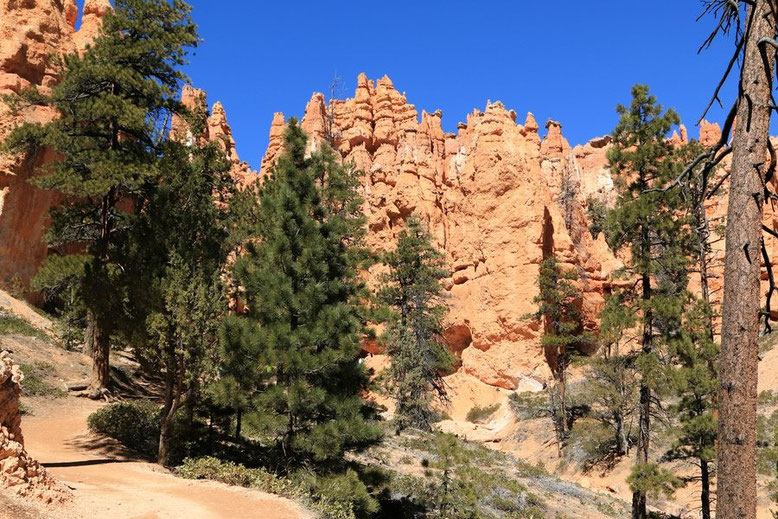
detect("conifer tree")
(126, 100), (235, 465)
(664, 297), (718, 519)
(224, 120), (381, 467)
(377, 214), (453, 434)
(2, 0), (198, 392)
(604, 85), (684, 519)
(529, 257), (591, 450)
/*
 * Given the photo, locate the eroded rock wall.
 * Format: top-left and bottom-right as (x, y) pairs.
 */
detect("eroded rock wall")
(0, 0), (109, 297)
(261, 75), (623, 388)
(0, 350), (67, 502)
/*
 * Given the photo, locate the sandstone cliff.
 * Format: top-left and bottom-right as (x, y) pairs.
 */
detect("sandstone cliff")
(260, 74), (622, 390)
(0, 0), (111, 298)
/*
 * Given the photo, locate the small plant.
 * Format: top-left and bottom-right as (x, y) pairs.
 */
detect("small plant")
(18, 361), (65, 398)
(0, 313), (48, 341)
(466, 403), (501, 423)
(177, 457), (369, 519)
(87, 401), (162, 457)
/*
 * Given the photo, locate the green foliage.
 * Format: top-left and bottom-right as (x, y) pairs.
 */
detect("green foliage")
(222, 120), (381, 466)
(466, 403), (500, 423)
(2, 0), (199, 383)
(585, 196), (608, 239)
(0, 313), (47, 341)
(87, 401), (162, 457)
(509, 391), (551, 420)
(377, 213), (453, 433)
(18, 361), (66, 398)
(31, 254), (88, 350)
(176, 457), (369, 519)
(627, 462), (682, 499)
(664, 297), (718, 468)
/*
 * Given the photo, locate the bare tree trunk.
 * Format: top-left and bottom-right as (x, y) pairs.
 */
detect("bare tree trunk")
(632, 270), (653, 519)
(701, 458), (711, 519)
(718, 3), (777, 518)
(84, 308), (95, 357)
(88, 314), (109, 393)
(158, 360), (179, 466)
(616, 412), (629, 457)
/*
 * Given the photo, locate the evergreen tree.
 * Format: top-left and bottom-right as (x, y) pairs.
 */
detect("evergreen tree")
(603, 84), (684, 519)
(224, 120), (381, 467)
(126, 99), (235, 465)
(377, 214), (454, 434)
(664, 297), (718, 519)
(529, 257), (591, 451)
(2, 0), (198, 392)
(583, 292), (640, 458)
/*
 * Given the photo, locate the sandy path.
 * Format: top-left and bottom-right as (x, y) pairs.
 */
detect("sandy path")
(22, 398), (312, 519)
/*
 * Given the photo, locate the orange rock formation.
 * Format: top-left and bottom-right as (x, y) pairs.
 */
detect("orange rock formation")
(0, 350), (67, 502)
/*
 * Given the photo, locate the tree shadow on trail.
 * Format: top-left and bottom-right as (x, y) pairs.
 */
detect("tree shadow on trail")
(42, 458), (134, 468)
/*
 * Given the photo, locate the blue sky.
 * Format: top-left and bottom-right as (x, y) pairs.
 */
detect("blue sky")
(78, 1), (740, 169)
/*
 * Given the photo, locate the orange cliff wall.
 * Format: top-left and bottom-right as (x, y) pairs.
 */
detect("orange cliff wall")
(261, 74), (624, 389)
(0, 0), (111, 296)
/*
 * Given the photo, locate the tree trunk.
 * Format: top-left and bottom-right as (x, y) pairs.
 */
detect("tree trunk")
(158, 363), (179, 466)
(88, 314), (110, 392)
(616, 411), (629, 457)
(84, 308), (95, 357)
(633, 270), (652, 519)
(235, 408), (242, 441)
(718, 3), (776, 518)
(701, 458), (711, 519)
(559, 350), (568, 438)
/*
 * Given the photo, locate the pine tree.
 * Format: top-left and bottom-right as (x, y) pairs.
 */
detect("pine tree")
(224, 119), (381, 467)
(125, 98), (235, 465)
(664, 297), (718, 519)
(604, 84), (684, 519)
(584, 292), (640, 458)
(529, 257), (591, 451)
(2, 0), (198, 392)
(377, 214), (454, 434)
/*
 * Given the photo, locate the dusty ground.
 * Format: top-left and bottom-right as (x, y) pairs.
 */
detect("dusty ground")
(0, 289), (312, 519)
(17, 397), (312, 519)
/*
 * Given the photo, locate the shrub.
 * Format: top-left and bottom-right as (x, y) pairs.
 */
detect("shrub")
(18, 361), (66, 398)
(177, 457), (375, 519)
(87, 400), (162, 457)
(0, 313), (47, 341)
(465, 403), (500, 423)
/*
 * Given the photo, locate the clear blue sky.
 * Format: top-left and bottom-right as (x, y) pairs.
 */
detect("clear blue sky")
(79, 1), (740, 169)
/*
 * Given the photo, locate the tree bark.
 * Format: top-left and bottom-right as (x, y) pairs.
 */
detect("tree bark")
(718, 2), (776, 518)
(632, 271), (652, 519)
(701, 458), (711, 519)
(616, 412), (629, 457)
(158, 359), (179, 466)
(88, 313), (110, 392)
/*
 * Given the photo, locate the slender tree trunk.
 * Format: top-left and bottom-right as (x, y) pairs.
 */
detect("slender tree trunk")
(88, 314), (110, 393)
(632, 268), (652, 519)
(559, 350), (568, 438)
(616, 412), (629, 457)
(158, 357), (179, 466)
(718, 3), (776, 518)
(84, 309), (95, 357)
(235, 408), (242, 441)
(701, 458), (711, 519)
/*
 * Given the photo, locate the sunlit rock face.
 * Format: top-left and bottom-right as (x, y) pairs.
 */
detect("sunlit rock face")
(0, 0), (110, 298)
(261, 74), (622, 389)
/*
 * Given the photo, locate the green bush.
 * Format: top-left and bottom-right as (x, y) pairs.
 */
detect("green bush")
(177, 457), (374, 519)
(465, 403), (500, 423)
(18, 361), (66, 398)
(0, 313), (47, 341)
(87, 400), (162, 457)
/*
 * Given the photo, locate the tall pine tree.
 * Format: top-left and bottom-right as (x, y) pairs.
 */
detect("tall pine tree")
(377, 214), (453, 434)
(223, 120), (381, 467)
(604, 84), (684, 519)
(2, 0), (198, 392)
(529, 257), (591, 451)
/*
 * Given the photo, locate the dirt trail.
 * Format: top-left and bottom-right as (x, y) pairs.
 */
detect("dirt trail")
(22, 398), (311, 519)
